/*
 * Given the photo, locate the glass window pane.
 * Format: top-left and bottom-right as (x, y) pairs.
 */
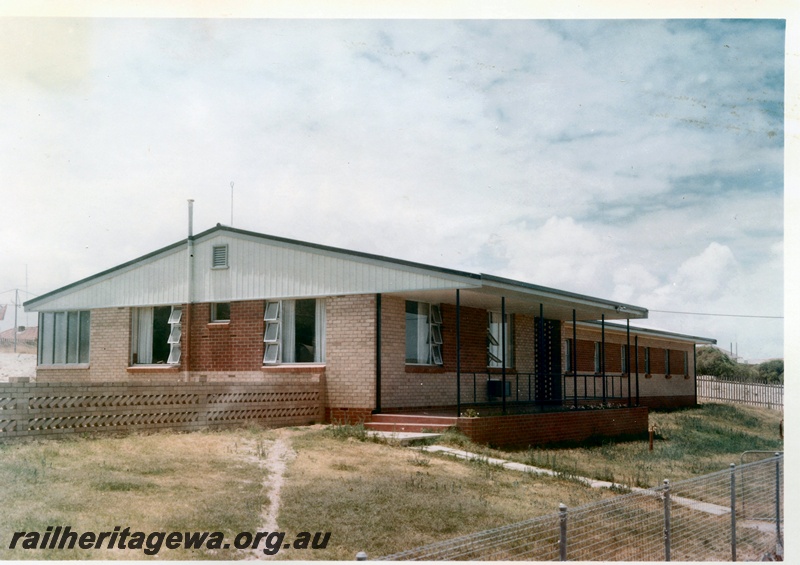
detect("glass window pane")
(405, 301), (430, 364)
(79, 311), (91, 363)
(39, 312), (54, 365)
(66, 311), (79, 363)
(263, 343), (280, 364)
(168, 306), (182, 324)
(54, 312), (67, 364)
(264, 322), (280, 342)
(152, 306), (172, 363)
(168, 344), (181, 364)
(264, 301), (280, 321)
(294, 299), (316, 362)
(431, 324), (443, 345)
(212, 303), (230, 322)
(168, 326), (182, 344)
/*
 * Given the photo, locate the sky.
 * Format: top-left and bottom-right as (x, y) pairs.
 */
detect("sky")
(0, 5), (791, 362)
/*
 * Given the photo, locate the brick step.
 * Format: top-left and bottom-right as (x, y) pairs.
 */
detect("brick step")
(369, 414), (458, 426)
(364, 421), (455, 433)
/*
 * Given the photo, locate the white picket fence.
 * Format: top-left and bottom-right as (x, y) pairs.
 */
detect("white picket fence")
(697, 376), (783, 411)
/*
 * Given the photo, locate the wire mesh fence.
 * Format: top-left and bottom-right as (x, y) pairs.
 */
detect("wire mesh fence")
(374, 454), (783, 561)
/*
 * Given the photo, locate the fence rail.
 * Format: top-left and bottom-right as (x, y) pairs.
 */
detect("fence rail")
(697, 376), (783, 410)
(375, 454), (783, 561)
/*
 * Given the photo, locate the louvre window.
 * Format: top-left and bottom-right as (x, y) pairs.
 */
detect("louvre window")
(132, 306), (182, 365)
(405, 302), (443, 366)
(263, 299), (326, 364)
(212, 244), (228, 269)
(38, 311), (90, 365)
(487, 311), (513, 368)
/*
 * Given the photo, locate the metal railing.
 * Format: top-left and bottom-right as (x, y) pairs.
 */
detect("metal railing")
(697, 376), (783, 410)
(372, 453), (783, 561)
(458, 372), (633, 410)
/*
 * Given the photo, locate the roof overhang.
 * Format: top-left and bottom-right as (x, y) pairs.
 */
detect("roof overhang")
(568, 320), (717, 345)
(390, 274), (648, 322)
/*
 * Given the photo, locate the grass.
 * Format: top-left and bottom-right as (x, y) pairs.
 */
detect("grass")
(0, 402), (782, 560)
(492, 403), (784, 488)
(0, 428), (273, 560)
(276, 426), (616, 560)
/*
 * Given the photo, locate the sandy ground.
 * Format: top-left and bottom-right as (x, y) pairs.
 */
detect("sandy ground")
(0, 353), (36, 381)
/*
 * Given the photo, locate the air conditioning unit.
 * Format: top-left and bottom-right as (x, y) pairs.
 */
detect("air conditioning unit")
(487, 379), (511, 399)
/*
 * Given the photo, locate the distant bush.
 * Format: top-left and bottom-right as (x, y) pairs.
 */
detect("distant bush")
(697, 346), (782, 383)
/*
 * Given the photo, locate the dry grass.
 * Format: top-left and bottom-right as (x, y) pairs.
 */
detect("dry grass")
(0, 427), (274, 560)
(496, 403), (784, 488)
(276, 428), (617, 560)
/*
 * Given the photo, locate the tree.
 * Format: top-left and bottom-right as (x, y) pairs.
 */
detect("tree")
(696, 346), (737, 378)
(757, 359), (784, 384)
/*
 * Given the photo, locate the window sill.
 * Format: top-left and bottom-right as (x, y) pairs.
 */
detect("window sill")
(261, 364), (326, 374)
(207, 321), (231, 327)
(128, 365), (182, 373)
(406, 365), (446, 374)
(38, 363), (90, 370)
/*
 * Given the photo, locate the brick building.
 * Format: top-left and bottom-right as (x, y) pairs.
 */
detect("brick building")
(24, 225), (714, 421)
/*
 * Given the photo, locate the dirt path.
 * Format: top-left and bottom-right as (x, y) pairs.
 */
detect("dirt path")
(244, 430), (296, 559)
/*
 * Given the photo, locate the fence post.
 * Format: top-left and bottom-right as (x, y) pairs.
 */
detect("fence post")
(559, 503), (567, 561)
(663, 479), (671, 562)
(730, 463), (736, 561)
(775, 453), (782, 551)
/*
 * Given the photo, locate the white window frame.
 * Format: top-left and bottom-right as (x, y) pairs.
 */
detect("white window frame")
(131, 305), (182, 365)
(488, 311), (513, 369)
(38, 310), (91, 365)
(621, 344), (628, 374)
(405, 301), (443, 366)
(263, 299), (326, 365)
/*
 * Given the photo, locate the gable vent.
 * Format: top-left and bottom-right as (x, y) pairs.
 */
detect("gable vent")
(212, 244), (229, 268)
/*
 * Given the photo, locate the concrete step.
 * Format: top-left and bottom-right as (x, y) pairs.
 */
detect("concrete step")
(364, 421), (456, 433)
(369, 414), (458, 426)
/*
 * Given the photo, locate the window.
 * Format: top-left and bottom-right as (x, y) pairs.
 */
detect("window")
(645, 347), (651, 374)
(263, 299), (326, 364)
(131, 306), (182, 364)
(621, 345), (628, 373)
(594, 342), (601, 373)
(487, 311), (513, 368)
(683, 351), (689, 375)
(38, 311), (90, 365)
(564, 339), (572, 372)
(665, 348), (671, 375)
(212, 244), (228, 269)
(211, 302), (231, 322)
(405, 301), (443, 365)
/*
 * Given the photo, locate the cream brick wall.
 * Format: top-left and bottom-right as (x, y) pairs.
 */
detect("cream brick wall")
(324, 294), (377, 410)
(37, 307), (132, 382)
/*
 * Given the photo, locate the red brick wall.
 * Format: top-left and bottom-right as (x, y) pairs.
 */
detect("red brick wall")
(441, 304), (487, 372)
(456, 406), (648, 447)
(188, 300), (265, 372)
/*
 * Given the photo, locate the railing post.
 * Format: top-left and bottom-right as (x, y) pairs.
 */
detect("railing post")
(730, 463), (737, 561)
(559, 503), (568, 561)
(663, 479), (671, 562)
(775, 453), (782, 550)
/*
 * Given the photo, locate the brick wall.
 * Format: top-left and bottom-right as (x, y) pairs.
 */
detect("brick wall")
(189, 300), (265, 372)
(565, 325), (696, 408)
(37, 307), (132, 382)
(0, 378), (323, 440)
(324, 294), (376, 415)
(456, 406), (649, 447)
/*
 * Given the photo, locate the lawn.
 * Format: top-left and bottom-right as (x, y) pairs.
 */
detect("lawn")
(0, 402), (783, 560)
